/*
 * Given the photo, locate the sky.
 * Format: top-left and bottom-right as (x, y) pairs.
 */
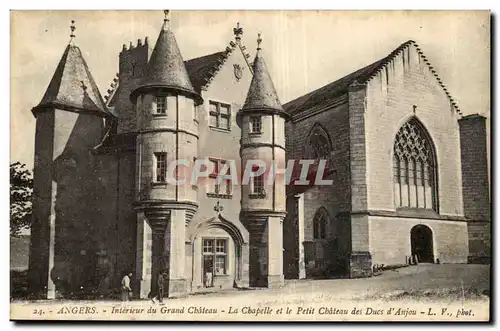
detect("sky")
(10, 10), (490, 169)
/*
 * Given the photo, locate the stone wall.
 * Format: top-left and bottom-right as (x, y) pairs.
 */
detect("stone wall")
(285, 99), (351, 277)
(369, 215), (469, 265)
(364, 43), (464, 217)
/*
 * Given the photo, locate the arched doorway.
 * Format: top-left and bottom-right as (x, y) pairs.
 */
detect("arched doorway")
(188, 216), (247, 293)
(410, 225), (434, 263)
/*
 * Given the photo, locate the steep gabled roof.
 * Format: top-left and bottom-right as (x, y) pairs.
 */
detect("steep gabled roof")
(283, 40), (461, 115)
(184, 39), (251, 92)
(185, 51), (227, 92)
(34, 44), (108, 116)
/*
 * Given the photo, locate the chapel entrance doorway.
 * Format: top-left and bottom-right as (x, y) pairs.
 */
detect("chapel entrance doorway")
(410, 225), (434, 263)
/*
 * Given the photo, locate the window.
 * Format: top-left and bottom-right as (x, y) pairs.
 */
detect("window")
(393, 118), (437, 210)
(250, 116), (262, 133)
(202, 238), (227, 286)
(308, 123), (332, 159)
(207, 158), (232, 197)
(156, 96), (166, 115)
(209, 101), (231, 130)
(252, 173), (265, 195)
(155, 153), (167, 183)
(313, 207), (328, 240)
(249, 165), (265, 198)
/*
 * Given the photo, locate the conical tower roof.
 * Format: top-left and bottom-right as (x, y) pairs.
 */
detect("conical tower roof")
(131, 12), (200, 103)
(33, 25), (108, 116)
(242, 34), (284, 113)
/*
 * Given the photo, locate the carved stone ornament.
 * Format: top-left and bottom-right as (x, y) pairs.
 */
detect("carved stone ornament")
(233, 64), (243, 81)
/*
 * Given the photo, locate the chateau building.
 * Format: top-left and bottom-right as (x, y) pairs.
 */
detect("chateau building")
(27, 12), (490, 299)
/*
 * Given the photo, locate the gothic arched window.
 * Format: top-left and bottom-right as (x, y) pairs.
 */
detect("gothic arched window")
(307, 124), (332, 159)
(313, 207), (328, 240)
(393, 118), (437, 211)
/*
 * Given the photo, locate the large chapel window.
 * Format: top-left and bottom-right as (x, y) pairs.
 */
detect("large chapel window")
(393, 118), (437, 211)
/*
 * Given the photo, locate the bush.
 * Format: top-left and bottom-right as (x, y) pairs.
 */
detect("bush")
(11, 269), (28, 300)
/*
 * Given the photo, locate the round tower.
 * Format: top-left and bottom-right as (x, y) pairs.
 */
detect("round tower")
(130, 11), (202, 299)
(237, 34), (289, 288)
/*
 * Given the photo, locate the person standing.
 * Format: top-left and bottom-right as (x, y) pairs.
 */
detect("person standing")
(151, 270), (165, 304)
(121, 272), (132, 301)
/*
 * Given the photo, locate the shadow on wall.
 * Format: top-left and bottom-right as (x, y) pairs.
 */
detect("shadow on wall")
(49, 103), (106, 298)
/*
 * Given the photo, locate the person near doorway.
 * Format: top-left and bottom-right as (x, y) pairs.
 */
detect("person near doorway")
(204, 257), (214, 288)
(120, 272), (132, 301)
(151, 270), (166, 304)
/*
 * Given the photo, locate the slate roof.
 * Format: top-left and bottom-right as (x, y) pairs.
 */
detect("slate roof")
(242, 48), (284, 112)
(34, 44), (109, 116)
(184, 51), (227, 92)
(132, 25), (199, 100)
(283, 40), (461, 115)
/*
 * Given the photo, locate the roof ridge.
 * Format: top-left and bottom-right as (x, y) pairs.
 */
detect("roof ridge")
(236, 40), (253, 75)
(361, 39), (461, 115)
(284, 40), (462, 116)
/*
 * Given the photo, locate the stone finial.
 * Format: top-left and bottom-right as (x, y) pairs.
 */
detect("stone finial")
(69, 20), (76, 44)
(214, 200), (224, 215)
(233, 22), (243, 41)
(163, 10), (170, 30)
(137, 38), (142, 46)
(257, 33), (262, 51)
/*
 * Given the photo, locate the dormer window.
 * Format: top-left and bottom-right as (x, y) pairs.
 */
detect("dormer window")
(250, 116), (262, 134)
(156, 96), (166, 115)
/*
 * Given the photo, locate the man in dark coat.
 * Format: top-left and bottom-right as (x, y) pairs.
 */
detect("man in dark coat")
(151, 270), (165, 304)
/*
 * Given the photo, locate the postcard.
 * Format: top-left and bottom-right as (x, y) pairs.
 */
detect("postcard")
(10, 10), (491, 322)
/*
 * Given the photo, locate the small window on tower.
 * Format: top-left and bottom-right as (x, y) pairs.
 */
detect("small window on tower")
(156, 96), (166, 115)
(250, 116), (262, 133)
(252, 174), (265, 195)
(155, 152), (167, 183)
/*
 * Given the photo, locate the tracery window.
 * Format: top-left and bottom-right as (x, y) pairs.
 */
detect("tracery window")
(307, 124), (332, 159)
(393, 118), (437, 211)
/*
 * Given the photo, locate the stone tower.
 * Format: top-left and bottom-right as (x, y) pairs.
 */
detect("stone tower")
(130, 11), (202, 298)
(237, 34), (289, 288)
(28, 22), (109, 298)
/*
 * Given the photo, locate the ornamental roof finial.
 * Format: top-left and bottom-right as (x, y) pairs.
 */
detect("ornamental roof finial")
(163, 10), (170, 30)
(69, 20), (76, 44)
(257, 33), (262, 51)
(233, 22), (243, 42)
